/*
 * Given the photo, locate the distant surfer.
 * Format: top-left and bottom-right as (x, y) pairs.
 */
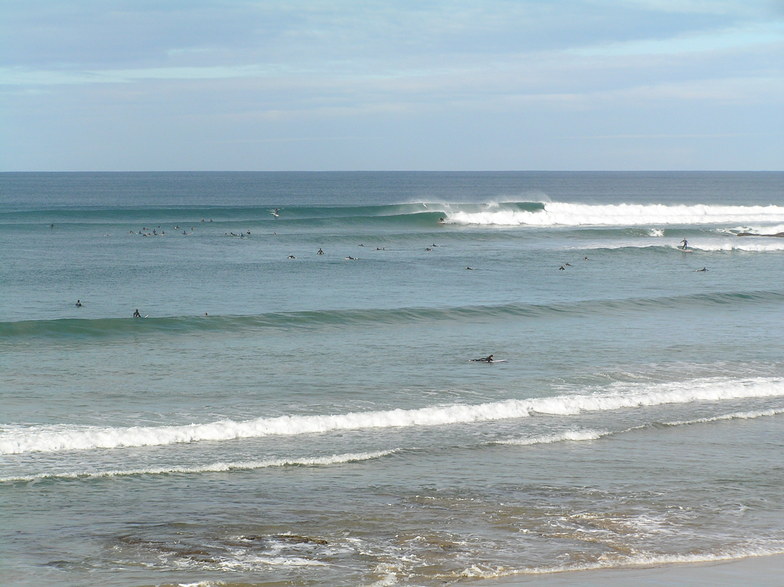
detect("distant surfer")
(317, 248), (324, 255)
(472, 354), (494, 362)
(133, 309), (141, 318)
(680, 239), (688, 250)
(696, 267), (708, 272)
(75, 299), (82, 307)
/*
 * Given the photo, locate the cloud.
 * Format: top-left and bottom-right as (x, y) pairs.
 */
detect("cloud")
(1, 0), (782, 170)
(570, 21), (784, 57)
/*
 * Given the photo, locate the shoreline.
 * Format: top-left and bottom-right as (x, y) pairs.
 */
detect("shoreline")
(471, 553), (784, 586)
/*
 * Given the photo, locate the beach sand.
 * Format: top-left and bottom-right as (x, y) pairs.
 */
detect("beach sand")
(472, 554), (784, 586)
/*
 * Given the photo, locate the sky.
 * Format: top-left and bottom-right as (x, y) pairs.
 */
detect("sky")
(1, 0), (783, 171)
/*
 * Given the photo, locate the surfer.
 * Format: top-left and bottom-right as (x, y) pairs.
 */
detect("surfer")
(75, 299), (82, 307)
(472, 354), (494, 362)
(133, 309), (141, 318)
(317, 248), (324, 255)
(680, 239), (688, 249)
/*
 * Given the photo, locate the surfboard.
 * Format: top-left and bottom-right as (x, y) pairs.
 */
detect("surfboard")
(470, 358), (507, 363)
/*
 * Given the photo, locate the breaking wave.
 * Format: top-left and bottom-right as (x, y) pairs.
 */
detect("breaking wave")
(2, 377), (781, 455)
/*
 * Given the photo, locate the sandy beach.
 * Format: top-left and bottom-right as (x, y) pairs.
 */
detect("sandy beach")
(474, 554), (784, 586)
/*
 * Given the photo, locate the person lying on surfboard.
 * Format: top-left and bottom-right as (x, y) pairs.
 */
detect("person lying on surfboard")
(471, 354), (494, 362)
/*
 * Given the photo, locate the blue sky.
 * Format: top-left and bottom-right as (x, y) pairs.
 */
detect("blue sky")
(2, 0), (782, 171)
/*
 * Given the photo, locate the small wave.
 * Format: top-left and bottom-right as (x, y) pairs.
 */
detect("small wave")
(3, 290), (782, 340)
(497, 430), (608, 446)
(0, 450), (397, 483)
(660, 408), (784, 428)
(496, 409), (784, 447)
(2, 377), (781, 455)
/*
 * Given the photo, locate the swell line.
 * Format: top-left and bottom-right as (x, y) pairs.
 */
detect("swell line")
(2, 377), (781, 455)
(0, 450), (397, 484)
(3, 290), (782, 340)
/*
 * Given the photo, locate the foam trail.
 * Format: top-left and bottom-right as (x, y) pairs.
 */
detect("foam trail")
(2, 377), (781, 454)
(0, 450), (397, 483)
(448, 202), (784, 227)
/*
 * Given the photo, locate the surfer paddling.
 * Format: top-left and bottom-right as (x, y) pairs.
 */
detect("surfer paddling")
(472, 354), (494, 363)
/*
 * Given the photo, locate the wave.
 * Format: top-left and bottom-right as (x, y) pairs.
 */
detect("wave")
(0, 450), (397, 484)
(3, 290), (782, 340)
(7, 201), (783, 230)
(2, 377), (781, 455)
(446, 202), (784, 227)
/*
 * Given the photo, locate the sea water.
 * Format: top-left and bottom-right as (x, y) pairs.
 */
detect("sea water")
(1, 171), (783, 586)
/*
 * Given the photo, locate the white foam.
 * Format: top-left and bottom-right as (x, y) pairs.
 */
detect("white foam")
(498, 429), (608, 446)
(692, 240), (784, 252)
(2, 376), (781, 455)
(448, 202), (784, 227)
(0, 450), (397, 483)
(663, 408), (784, 427)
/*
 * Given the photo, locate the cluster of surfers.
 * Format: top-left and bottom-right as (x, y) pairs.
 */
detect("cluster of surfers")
(131, 225), (198, 237)
(75, 237), (706, 318)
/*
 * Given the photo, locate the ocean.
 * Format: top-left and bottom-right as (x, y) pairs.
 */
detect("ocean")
(1, 171), (783, 586)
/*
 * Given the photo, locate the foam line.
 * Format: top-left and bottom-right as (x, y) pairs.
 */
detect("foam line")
(497, 409), (784, 447)
(0, 450), (397, 483)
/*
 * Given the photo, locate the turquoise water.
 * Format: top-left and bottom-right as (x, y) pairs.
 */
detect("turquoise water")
(1, 171), (783, 585)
